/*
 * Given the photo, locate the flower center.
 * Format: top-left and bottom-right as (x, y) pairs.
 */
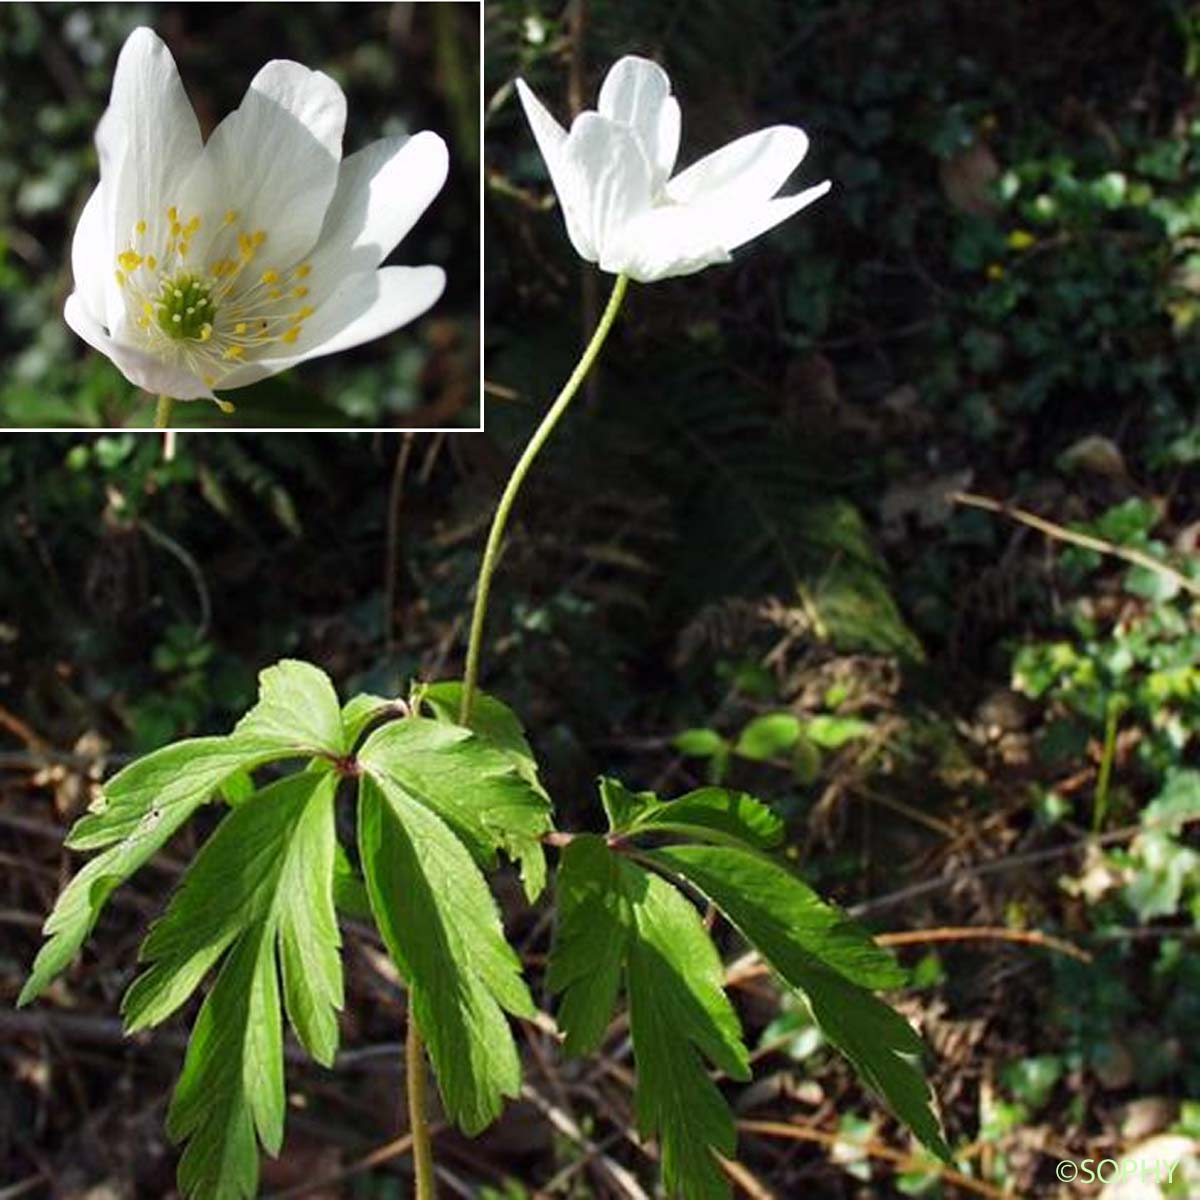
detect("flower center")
(111, 205), (320, 401)
(154, 272), (216, 341)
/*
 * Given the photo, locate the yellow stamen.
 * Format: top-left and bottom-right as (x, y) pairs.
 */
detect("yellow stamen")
(223, 345), (245, 360)
(224, 209), (237, 225)
(268, 288), (283, 300)
(294, 264), (311, 279)
(252, 230), (266, 246)
(234, 322), (248, 334)
(296, 305), (314, 320)
(261, 269), (279, 284)
(118, 249), (143, 271)
(281, 327), (300, 344)
(114, 270), (125, 287)
(216, 399), (236, 414)
(147, 255), (158, 270)
(292, 285), (308, 298)
(167, 205), (178, 222)
(135, 220), (147, 235)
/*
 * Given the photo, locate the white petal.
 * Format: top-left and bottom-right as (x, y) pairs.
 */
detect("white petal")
(714, 180), (832, 251)
(598, 56), (678, 188)
(515, 78), (595, 261)
(667, 125), (811, 207)
(304, 131), (448, 282)
(71, 184), (111, 324)
(560, 114), (652, 265)
(656, 97), (682, 186)
(216, 266), (445, 389)
(184, 60), (346, 271)
(95, 28), (204, 325)
(602, 206), (730, 282)
(64, 293), (216, 402)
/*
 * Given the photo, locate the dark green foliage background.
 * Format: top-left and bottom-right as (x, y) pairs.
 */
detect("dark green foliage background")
(481, 0), (1200, 1192)
(0, 2), (480, 428)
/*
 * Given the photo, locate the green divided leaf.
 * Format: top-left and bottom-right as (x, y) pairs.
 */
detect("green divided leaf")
(358, 773), (534, 1134)
(126, 771), (340, 1200)
(645, 843), (948, 1160)
(420, 681), (552, 899)
(233, 659), (345, 757)
(358, 715), (553, 902)
(420, 681), (542, 793)
(122, 771), (342, 1056)
(601, 778), (784, 850)
(644, 844), (903, 990)
(166, 924), (283, 1200)
(340, 692), (397, 750)
(545, 836), (631, 1057)
(626, 864), (750, 1200)
(548, 836), (750, 1200)
(19, 735), (294, 1007)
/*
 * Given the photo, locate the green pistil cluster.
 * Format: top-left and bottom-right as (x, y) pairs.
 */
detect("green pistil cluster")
(154, 272), (215, 340)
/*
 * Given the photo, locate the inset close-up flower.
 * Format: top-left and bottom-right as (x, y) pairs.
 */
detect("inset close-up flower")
(69, 27), (449, 415)
(0, 3), (480, 429)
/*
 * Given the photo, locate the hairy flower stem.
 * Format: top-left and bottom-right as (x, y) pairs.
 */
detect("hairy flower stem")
(154, 394), (173, 429)
(458, 272), (630, 725)
(407, 1013), (437, 1198)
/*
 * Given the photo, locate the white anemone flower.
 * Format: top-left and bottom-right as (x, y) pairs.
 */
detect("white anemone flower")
(516, 55), (831, 283)
(66, 27), (449, 407)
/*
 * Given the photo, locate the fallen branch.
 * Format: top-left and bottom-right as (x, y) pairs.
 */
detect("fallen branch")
(737, 1118), (1005, 1199)
(950, 490), (1200, 598)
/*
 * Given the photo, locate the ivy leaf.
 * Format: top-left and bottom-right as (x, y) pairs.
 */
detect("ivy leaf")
(122, 771), (342, 1058)
(421, 681), (552, 900)
(645, 844), (948, 1160)
(734, 712), (801, 761)
(358, 716), (553, 901)
(673, 728), (727, 758)
(805, 714), (872, 749)
(601, 778), (784, 850)
(18, 735), (293, 1007)
(233, 659), (345, 757)
(548, 836), (750, 1199)
(358, 771), (534, 1134)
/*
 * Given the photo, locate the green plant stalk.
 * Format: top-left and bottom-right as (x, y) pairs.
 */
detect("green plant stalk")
(458, 272), (630, 724)
(154, 394), (173, 429)
(1092, 695), (1124, 833)
(407, 1011), (437, 1199)
(402, 272), (629, 1194)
